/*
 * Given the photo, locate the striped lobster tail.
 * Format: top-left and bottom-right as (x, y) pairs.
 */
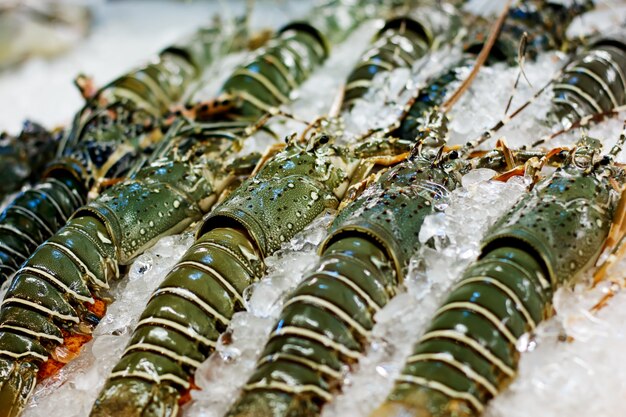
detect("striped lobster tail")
(342, 17), (432, 108)
(551, 36), (626, 126)
(221, 23), (328, 119)
(342, 3), (461, 110)
(0, 215), (118, 417)
(227, 236), (395, 417)
(91, 226), (263, 417)
(0, 169), (86, 283)
(374, 247), (549, 417)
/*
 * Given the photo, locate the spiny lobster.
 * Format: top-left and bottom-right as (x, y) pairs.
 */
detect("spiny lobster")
(372, 132), (626, 417)
(0, 15), (252, 284)
(225, 3), (626, 416)
(0, 4), (340, 416)
(90, 3), (464, 417)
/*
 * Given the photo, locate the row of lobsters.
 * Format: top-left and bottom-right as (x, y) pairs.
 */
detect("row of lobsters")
(0, 0), (625, 416)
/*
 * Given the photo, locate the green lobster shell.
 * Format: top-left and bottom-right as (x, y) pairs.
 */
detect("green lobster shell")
(200, 135), (348, 257)
(482, 162), (616, 287)
(321, 154), (464, 280)
(73, 159), (216, 264)
(378, 138), (625, 417)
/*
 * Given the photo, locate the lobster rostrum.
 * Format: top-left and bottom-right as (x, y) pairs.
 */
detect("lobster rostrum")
(90, 3), (464, 415)
(0, 15), (254, 285)
(0, 7), (338, 417)
(371, 132), (626, 417)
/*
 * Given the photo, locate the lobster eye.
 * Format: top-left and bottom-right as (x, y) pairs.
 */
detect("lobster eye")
(318, 135), (330, 145)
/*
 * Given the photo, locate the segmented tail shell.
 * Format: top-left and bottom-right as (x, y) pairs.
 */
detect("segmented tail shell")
(227, 236), (393, 417)
(552, 36), (626, 126)
(220, 23), (327, 119)
(381, 246), (546, 417)
(92, 227), (262, 417)
(0, 169), (86, 283)
(0, 215), (117, 417)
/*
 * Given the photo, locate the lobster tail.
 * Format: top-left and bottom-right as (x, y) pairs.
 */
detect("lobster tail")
(379, 246), (548, 417)
(551, 36), (626, 126)
(92, 226), (263, 416)
(227, 236), (394, 416)
(0, 358), (39, 417)
(377, 143), (621, 416)
(221, 25), (326, 119)
(91, 379), (179, 417)
(0, 171), (86, 283)
(227, 390), (320, 417)
(0, 215), (118, 415)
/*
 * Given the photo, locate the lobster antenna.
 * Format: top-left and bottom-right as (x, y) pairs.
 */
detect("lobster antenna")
(503, 31), (532, 115)
(440, 0), (512, 113)
(460, 63), (568, 155)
